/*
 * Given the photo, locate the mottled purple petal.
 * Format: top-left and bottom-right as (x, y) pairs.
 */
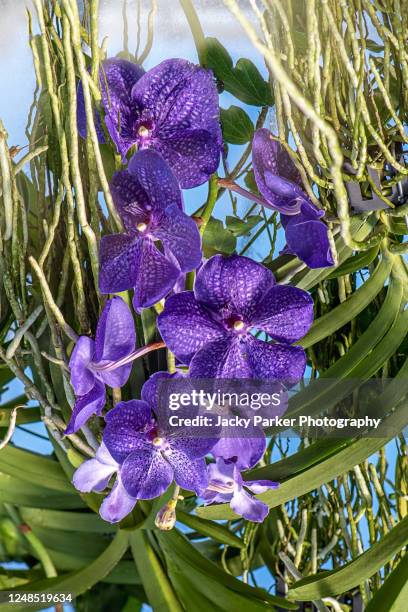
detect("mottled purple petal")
(101, 58), (145, 114)
(282, 204), (334, 268)
(157, 292), (225, 364)
(155, 129), (220, 189)
(110, 170), (151, 231)
(141, 371), (183, 414)
(189, 337), (253, 379)
(94, 295), (135, 363)
(246, 337), (307, 383)
(211, 435), (266, 470)
(230, 488), (269, 522)
(132, 238), (180, 311)
(99, 476), (137, 523)
(99, 233), (139, 294)
(121, 448), (173, 499)
(131, 59), (219, 134)
(128, 149), (183, 214)
(72, 443), (118, 493)
(252, 129), (304, 214)
(153, 204), (202, 273)
(245, 479), (279, 494)
(168, 435), (217, 460)
(103, 400), (152, 463)
(194, 255), (275, 320)
(69, 336), (96, 396)
(65, 380), (106, 435)
(251, 285), (314, 343)
(166, 451), (208, 494)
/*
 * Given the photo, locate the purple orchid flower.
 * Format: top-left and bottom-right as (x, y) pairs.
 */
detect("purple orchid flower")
(99, 149), (202, 311)
(72, 443), (137, 523)
(66, 296), (135, 434)
(202, 458), (278, 523)
(78, 57), (222, 188)
(102, 372), (217, 502)
(157, 254), (313, 380)
(77, 57), (145, 146)
(252, 128), (334, 268)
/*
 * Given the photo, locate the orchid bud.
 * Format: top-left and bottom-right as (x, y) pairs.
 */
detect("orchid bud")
(154, 499), (177, 531)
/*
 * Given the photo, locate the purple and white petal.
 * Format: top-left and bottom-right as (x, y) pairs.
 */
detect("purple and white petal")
(252, 128), (303, 214)
(168, 435), (217, 460)
(211, 435), (266, 470)
(132, 238), (180, 311)
(65, 380), (106, 435)
(99, 233), (139, 294)
(110, 170), (151, 232)
(153, 204), (202, 273)
(103, 399), (152, 463)
(246, 336), (307, 384)
(141, 371), (183, 415)
(128, 149), (183, 214)
(94, 295), (136, 365)
(282, 204), (334, 269)
(69, 336), (96, 396)
(72, 443), (118, 493)
(244, 479), (279, 494)
(99, 475), (137, 523)
(121, 448), (173, 499)
(157, 292), (226, 365)
(155, 129), (221, 189)
(230, 487), (269, 522)
(194, 255), (275, 320)
(251, 284), (314, 343)
(189, 337), (253, 379)
(166, 451), (209, 494)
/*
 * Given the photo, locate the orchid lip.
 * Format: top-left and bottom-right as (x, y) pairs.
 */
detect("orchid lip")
(207, 479), (235, 494)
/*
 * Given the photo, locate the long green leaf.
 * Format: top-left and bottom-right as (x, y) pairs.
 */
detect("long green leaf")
(0, 446), (73, 493)
(130, 530), (184, 612)
(177, 510), (244, 548)
(300, 255), (392, 348)
(0, 473), (84, 509)
(288, 517), (408, 600)
(0, 530), (129, 611)
(19, 507), (116, 533)
(365, 553), (408, 612)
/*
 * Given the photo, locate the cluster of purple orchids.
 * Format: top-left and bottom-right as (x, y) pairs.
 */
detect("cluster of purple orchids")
(69, 56), (331, 524)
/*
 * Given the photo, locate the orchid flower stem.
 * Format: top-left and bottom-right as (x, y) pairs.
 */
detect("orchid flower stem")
(92, 341), (166, 372)
(200, 174), (219, 236)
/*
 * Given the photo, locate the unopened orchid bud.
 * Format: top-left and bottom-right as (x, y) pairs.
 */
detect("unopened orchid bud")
(155, 499), (177, 531)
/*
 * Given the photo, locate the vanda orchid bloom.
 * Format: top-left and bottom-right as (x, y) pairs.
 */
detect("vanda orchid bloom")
(99, 149), (202, 310)
(78, 57), (222, 188)
(158, 254), (313, 381)
(66, 296), (135, 434)
(252, 128), (335, 269)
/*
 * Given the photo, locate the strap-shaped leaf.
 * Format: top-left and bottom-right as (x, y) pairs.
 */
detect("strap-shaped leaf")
(0, 472), (84, 509)
(130, 530), (184, 612)
(177, 510), (244, 548)
(0, 530), (129, 612)
(287, 516), (408, 600)
(0, 446), (73, 493)
(300, 254), (393, 348)
(19, 508), (116, 533)
(365, 553), (408, 612)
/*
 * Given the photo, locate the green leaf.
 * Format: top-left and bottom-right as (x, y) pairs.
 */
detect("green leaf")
(365, 553), (408, 612)
(202, 217), (237, 257)
(0, 406), (40, 427)
(158, 529), (298, 610)
(226, 214), (262, 236)
(130, 530), (184, 612)
(288, 516), (408, 600)
(326, 245), (379, 279)
(176, 510), (244, 548)
(205, 38), (273, 106)
(220, 106), (254, 144)
(19, 508), (116, 534)
(300, 254), (392, 348)
(0, 530), (129, 611)
(0, 446), (73, 493)
(0, 472), (84, 509)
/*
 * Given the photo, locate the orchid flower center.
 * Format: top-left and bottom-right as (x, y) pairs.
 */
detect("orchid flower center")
(224, 315), (247, 334)
(152, 436), (164, 447)
(233, 320), (245, 332)
(136, 222), (148, 233)
(138, 125), (150, 138)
